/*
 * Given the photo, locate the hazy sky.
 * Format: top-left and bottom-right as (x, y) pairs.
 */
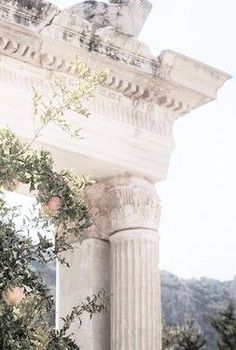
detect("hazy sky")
(12, 0), (236, 281)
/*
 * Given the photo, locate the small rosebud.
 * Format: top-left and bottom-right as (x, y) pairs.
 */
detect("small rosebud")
(43, 196), (62, 216)
(2, 287), (25, 306)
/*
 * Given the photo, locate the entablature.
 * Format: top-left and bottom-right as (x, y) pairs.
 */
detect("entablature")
(0, 0), (230, 182)
(0, 1), (230, 118)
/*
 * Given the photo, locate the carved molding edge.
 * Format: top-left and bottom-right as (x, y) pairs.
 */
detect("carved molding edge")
(0, 1), (230, 118)
(0, 19), (193, 117)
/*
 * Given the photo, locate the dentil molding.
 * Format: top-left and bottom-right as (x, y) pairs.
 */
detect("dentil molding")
(0, 0), (230, 182)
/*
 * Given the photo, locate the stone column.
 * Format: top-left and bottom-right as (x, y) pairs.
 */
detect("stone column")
(110, 230), (161, 350)
(56, 239), (110, 350)
(86, 176), (162, 350)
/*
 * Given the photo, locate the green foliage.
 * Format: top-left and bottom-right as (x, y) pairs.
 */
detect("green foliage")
(0, 291), (106, 350)
(162, 320), (206, 350)
(0, 199), (53, 296)
(0, 60), (108, 348)
(211, 302), (236, 350)
(0, 128), (92, 259)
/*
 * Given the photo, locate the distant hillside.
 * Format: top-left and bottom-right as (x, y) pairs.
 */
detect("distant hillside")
(161, 271), (236, 349)
(38, 264), (235, 350)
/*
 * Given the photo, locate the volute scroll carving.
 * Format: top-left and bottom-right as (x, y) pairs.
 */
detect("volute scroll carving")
(85, 176), (161, 240)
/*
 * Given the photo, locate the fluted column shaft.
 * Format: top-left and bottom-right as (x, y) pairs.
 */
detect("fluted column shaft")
(56, 239), (110, 350)
(86, 176), (162, 350)
(110, 229), (161, 350)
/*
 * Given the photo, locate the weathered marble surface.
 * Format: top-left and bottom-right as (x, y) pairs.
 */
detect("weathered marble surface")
(57, 238), (110, 349)
(0, 0), (58, 28)
(61, 0), (152, 36)
(0, 0), (152, 37)
(0, 1), (230, 349)
(85, 176), (162, 349)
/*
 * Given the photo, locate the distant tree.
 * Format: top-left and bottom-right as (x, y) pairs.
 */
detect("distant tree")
(211, 302), (236, 350)
(162, 320), (206, 350)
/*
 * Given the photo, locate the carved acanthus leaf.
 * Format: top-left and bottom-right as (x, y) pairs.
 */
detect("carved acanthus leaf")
(85, 176), (161, 240)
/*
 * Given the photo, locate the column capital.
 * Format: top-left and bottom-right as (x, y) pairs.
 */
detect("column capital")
(85, 176), (161, 240)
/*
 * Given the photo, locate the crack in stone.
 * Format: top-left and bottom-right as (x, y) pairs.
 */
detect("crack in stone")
(39, 8), (61, 34)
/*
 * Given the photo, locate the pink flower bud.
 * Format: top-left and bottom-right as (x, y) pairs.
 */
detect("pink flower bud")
(43, 196), (62, 216)
(2, 287), (25, 306)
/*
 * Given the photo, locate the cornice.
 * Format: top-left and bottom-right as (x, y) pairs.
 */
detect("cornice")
(0, 55), (176, 140)
(0, 20), (198, 119)
(0, 55), (174, 182)
(159, 50), (231, 100)
(0, 3), (230, 118)
(0, 2), (230, 183)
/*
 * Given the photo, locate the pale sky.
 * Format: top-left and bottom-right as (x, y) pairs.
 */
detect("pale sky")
(140, 0), (236, 281)
(9, 0), (236, 281)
